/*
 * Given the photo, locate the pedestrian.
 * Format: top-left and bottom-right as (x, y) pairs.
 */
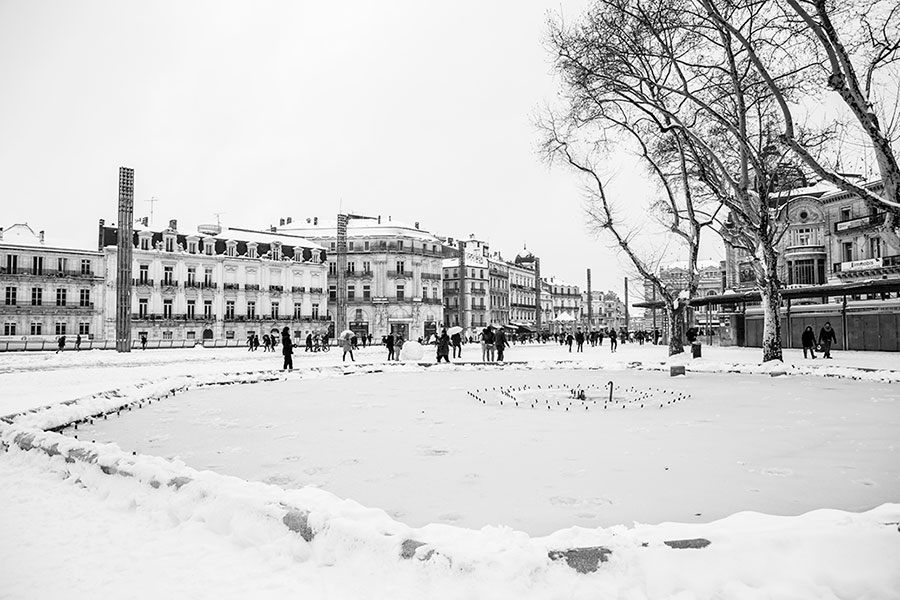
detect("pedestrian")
(451, 331), (462, 358)
(575, 329), (585, 352)
(608, 328), (617, 353)
(495, 326), (508, 362)
(481, 326), (495, 362)
(566, 332), (574, 352)
(305, 332), (313, 352)
(281, 327), (293, 370)
(248, 332), (254, 351)
(436, 328), (451, 363)
(367, 333), (373, 347)
(56, 335), (66, 353)
(801, 325), (817, 359)
(252, 333), (260, 351)
(818, 322), (837, 359)
(262, 333), (271, 352)
(75, 333), (82, 351)
(386, 333), (395, 361)
(351, 334), (358, 350)
(341, 333), (355, 362)
(395, 336), (404, 360)
(140, 333), (147, 350)
(598, 330), (604, 347)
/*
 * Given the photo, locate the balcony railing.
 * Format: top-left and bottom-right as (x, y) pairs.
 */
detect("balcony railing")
(132, 278), (154, 286)
(834, 212), (885, 233)
(270, 285), (284, 293)
(200, 282), (217, 290)
(224, 283), (240, 291)
(347, 270), (374, 278)
(309, 287), (323, 294)
(421, 272), (442, 281)
(292, 286), (306, 293)
(470, 288), (486, 295)
(184, 281), (200, 289)
(245, 284), (260, 291)
(386, 270), (411, 279)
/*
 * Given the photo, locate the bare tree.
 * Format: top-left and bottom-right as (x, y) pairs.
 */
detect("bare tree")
(699, 0), (900, 214)
(546, 0), (806, 361)
(538, 100), (720, 356)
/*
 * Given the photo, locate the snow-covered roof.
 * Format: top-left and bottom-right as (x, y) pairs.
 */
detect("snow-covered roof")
(662, 260), (722, 271)
(223, 227), (324, 250)
(277, 218), (443, 243)
(0, 223), (98, 254)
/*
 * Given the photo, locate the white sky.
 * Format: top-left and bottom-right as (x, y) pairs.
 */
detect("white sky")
(0, 0), (726, 303)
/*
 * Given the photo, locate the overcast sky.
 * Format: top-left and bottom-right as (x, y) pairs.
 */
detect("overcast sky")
(0, 0), (727, 302)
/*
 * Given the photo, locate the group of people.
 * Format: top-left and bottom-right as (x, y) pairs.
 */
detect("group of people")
(433, 325), (509, 363)
(800, 322), (838, 359)
(55, 334), (84, 353)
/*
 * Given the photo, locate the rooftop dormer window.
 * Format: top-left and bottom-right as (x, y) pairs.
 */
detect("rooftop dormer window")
(248, 243), (258, 259)
(164, 236), (175, 253)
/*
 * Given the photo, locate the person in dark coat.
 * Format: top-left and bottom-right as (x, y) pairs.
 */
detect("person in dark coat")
(56, 335), (66, 353)
(75, 334), (82, 351)
(608, 328), (617, 353)
(801, 325), (817, 359)
(386, 333), (395, 361)
(140, 333), (147, 350)
(451, 332), (462, 358)
(436, 329), (451, 363)
(818, 322), (837, 359)
(281, 327), (293, 370)
(305, 332), (313, 352)
(481, 326), (495, 362)
(575, 329), (585, 352)
(341, 334), (355, 362)
(495, 327), (508, 362)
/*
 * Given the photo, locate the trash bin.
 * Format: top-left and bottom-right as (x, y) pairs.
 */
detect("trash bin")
(691, 342), (701, 358)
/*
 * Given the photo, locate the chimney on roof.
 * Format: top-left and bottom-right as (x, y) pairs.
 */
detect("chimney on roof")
(389, 215), (392, 222)
(269, 225), (276, 232)
(279, 218), (285, 226)
(0, 227), (3, 241)
(415, 221), (419, 229)
(286, 217), (292, 224)
(313, 216), (318, 226)
(377, 215), (381, 224)
(39, 230), (45, 244)
(169, 219), (177, 231)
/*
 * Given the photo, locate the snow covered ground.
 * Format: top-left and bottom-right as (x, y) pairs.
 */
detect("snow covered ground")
(2, 342), (900, 599)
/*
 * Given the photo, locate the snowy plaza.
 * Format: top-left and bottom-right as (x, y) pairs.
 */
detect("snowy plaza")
(2, 342), (900, 599)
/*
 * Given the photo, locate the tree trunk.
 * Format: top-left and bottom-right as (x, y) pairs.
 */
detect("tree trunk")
(667, 300), (686, 356)
(759, 247), (783, 362)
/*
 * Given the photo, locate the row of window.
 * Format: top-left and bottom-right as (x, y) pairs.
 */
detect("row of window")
(139, 236), (288, 260)
(3, 322), (90, 336)
(325, 284), (441, 302)
(4, 287), (92, 306)
(136, 298), (323, 320)
(3, 255), (94, 275)
(328, 240), (439, 254)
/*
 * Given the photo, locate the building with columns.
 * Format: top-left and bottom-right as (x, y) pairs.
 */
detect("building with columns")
(1, 223), (105, 345)
(279, 217), (444, 341)
(98, 220), (329, 344)
(543, 276), (582, 328)
(507, 252), (538, 329)
(581, 290), (625, 331)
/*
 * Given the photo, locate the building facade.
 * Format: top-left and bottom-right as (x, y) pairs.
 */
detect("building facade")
(581, 290), (625, 331)
(99, 221), (329, 344)
(281, 217), (443, 341)
(487, 252), (509, 327)
(507, 252), (538, 328)
(443, 237), (489, 334)
(543, 276), (582, 329)
(1, 224), (105, 344)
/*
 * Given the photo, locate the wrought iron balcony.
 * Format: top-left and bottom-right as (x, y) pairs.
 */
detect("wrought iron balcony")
(834, 212), (885, 233)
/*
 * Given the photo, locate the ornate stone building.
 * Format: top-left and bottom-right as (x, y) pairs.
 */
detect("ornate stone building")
(507, 251), (538, 328)
(98, 220), (329, 344)
(1, 223), (105, 345)
(280, 217), (443, 341)
(443, 237), (489, 334)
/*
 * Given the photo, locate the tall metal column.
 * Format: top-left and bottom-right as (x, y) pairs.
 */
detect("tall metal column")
(586, 268), (593, 329)
(457, 240), (467, 329)
(336, 214), (348, 337)
(115, 167), (134, 352)
(624, 276), (629, 333)
(534, 257), (541, 332)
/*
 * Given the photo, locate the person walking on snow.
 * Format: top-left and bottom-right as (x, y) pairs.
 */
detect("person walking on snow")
(56, 335), (66, 353)
(75, 334), (82, 351)
(801, 325), (817, 359)
(818, 322), (837, 359)
(385, 333), (395, 361)
(451, 331), (462, 358)
(481, 326), (496, 362)
(495, 327), (508, 362)
(341, 333), (355, 362)
(575, 329), (585, 352)
(281, 327), (293, 371)
(436, 329), (451, 363)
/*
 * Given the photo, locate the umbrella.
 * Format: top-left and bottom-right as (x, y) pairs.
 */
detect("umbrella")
(447, 326), (463, 336)
(339, 329), (354, 339)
